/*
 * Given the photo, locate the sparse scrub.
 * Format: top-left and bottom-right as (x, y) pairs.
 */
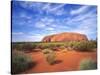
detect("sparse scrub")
(12, 40), (97, 52)
(12, 43), (23, 51)
(72, 41), (97, 51)
(79, 59), (97, 70)
(22, 43), (37, 52)
(12, 50), (36, 74)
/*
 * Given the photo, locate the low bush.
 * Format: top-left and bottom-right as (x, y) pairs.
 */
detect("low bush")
(12, 51), (36, 74)
(42, 49), (53, 54)
(79, 59), (97, 70)
(42, 49), (56, 65)
(59, 46), (66, 49)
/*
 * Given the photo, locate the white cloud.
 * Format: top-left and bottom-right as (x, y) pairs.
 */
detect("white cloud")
(50, 4), (65, 11)
(19, 2), (66, 16)
(49, 4), (66, 16)
(34, 15), (73, 32)
(42, 3), (51, 11)
(55, 8), (66, 16)
(35, 22), (46, 28)
(12, 32), (24, 35)
(34, 10), (97, 40)
(41, 3), (66, 15)
(12, 32), (46, 42)
(65, 9), (97, 39)
(19, 12), (33, 19)
(19, 2), (44, 9)
(26, 35), (42, 41)
(41, 17), (54, 23)
(34, 16), (55, 29)
(13, 12), (34, 26)
(70, 6), (89, 15)
(25, 33), (50, 41)
(66, 9), (97, 26)
(45, 27), (54, 31)
(13, 2), (97, 41)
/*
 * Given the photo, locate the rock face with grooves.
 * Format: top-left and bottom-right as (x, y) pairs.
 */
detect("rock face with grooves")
(42, 32), (88, 42)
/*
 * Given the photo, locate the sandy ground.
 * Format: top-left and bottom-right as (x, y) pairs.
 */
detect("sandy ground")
(23, 50), (97, 74)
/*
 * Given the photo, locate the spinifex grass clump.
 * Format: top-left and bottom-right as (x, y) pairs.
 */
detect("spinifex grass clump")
(79, 59), (97, 70)
(12, 50), (36, 74)
(42, 49), (56, 65)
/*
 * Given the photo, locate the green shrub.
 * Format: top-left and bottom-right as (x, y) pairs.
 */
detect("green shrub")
(12, 43), (39, 52)
(22, 43), (36, 51)
(72, 41), (97, 51)
(12, 43), (23, 51)
(42, 49), (53, 54)
(79, 59), (97, 70)
(89, 40), (97, 49)
(12, 51), (36, 74)
(60, 46), (66, 49)
(42, 49), (56, 65)
(12, 41), (97, 52)
(40, 44), (55, 50)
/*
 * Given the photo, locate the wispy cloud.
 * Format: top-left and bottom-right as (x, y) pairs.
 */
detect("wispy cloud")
(70, 6), (89, 15)
(45, 27), (55, 31)
(12, 32), (45, 42)
(49, 4), (65, 11)
(34, 22), (46, 28)
(65, 9), (97, 39)
(19, 2), (67, 16)
(12, 32), (24, 35)
(46, 4), (66, 15)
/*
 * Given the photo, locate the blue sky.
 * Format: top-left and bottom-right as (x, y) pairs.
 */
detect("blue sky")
(12, 1), (97, 42)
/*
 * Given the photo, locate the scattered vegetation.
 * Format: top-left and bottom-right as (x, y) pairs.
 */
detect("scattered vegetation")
(12, 50), (36, 74)
(11, 40), (97, 72)
(12, 40), (97, 52)
(79, 59), (97, 70)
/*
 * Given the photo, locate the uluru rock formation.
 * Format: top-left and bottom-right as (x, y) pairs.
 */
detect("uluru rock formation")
(42, 32), (88, 42)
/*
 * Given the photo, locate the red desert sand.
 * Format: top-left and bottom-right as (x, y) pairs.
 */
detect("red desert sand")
(24, 50), (97, 73)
